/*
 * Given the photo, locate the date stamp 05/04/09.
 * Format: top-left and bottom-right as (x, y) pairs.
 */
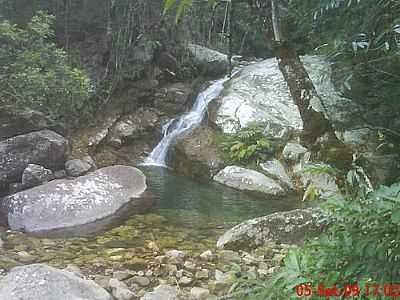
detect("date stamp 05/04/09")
(294, 283), (400, 298)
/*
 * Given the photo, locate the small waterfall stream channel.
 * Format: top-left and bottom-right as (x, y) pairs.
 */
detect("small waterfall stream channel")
(0, 72), (301, 279)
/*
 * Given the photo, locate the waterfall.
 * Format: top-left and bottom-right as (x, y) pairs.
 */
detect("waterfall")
(143, 75), (231, 167)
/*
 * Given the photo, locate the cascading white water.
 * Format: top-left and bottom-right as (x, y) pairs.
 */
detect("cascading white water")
(143, 75), (231, 167)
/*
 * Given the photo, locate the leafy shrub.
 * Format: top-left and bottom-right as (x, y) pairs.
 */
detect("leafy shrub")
(221, 123), (276, 164)
(236, 166), (400, 300)
(0, 11), (93, 125)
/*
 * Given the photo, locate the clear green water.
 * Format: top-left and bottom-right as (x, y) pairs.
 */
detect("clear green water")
(1, 167), (302, 273)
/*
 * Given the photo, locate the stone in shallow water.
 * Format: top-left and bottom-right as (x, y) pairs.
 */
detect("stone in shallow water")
(1, 165), (147, 233)
(0, 264), (112, 300)
(213, 166), (284, 196)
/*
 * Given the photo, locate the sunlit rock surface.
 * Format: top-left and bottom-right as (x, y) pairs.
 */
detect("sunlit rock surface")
(209, 56), (363, 138)
(0, 264), (112, 300)
(213, 166), (285, 196)
(1, 166), (147, 233)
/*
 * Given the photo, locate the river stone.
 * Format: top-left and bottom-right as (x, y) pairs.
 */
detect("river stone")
(22, 164), (53, 188)
(0, 264), (112, 300)
(209, 56), (363, 137)
(1, 165), (147, 233)
(190, 287), (211, 300)
(188, 44), (228, 77)
(213, 166), (284, 196)
(0, 130), (68, 192)
(140, 284), (178, 300)
(216, 209), (323, 250)
(259, 159), (293, 190)
(65, 159), (92, 177)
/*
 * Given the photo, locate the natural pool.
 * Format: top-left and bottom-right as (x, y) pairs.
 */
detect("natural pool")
(0, 166), (302, 274)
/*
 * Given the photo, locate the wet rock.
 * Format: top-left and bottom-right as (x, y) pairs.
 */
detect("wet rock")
(190, 287), (211, 300)
(65, 159), (93, 177)
(22, 164), (53, 188)
(209, 56), (363, 137)
(213, 166), (285, 196)
(140, 284), (178, 300)
(171, 126), (225, 180)
(1, 166), (148, 233)
(188, 44), (228, 77)
(165, 250), (186, 265)
(110, 278), (137, 300)
(0, 255), (21, 271)
(0, 264), (112, 300)
(0, 105), (65, 140)
(154, 82), (193, 115)
(217, 209), (323, 250)
(282, 143), (308, 162)
(259, 159), (293, 190)
(0, 130), (68, 192)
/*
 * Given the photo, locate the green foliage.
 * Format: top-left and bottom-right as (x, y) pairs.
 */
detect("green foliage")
(0, 11), (93, 125)
(237, 165), (400, 299)
(221, 123), (276, 164)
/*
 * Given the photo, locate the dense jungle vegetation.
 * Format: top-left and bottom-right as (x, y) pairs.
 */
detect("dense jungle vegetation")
(0, 0), (399, 299)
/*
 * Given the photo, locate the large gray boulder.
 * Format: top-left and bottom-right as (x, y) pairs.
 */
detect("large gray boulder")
(0, 105), (64, 140)
(1, 166), (148, 233)
(209, 56), (363, 138)
(0, 130), (68, 191)
(188, 44), (228, 77)
(213, 166), (284, 196)
(0, 264), (112, 300)
(217, 209), (323, 250)
(171, 126), (225, 179)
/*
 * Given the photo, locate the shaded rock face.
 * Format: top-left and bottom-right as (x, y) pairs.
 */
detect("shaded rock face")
(188, 44), (228, 77)
(171, 126), (225, 180)
(298, 165), (340, 200)
(108, 107), (163, 148)
(0, 130), (68, 193)
(0, 105), (65, 140)
(217, 209), (323, 250)
(364, 153), (400, 185)
(209, 56), (363, 139)
(213, 166), (284, 196)
(0, 264), (112, 300)
(65, 159), (93, 177)
(1, 166), (148, 233)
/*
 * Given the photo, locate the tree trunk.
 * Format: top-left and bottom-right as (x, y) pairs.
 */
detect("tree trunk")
(275, 44), (331, 145)
(270, 0), (332, 146)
